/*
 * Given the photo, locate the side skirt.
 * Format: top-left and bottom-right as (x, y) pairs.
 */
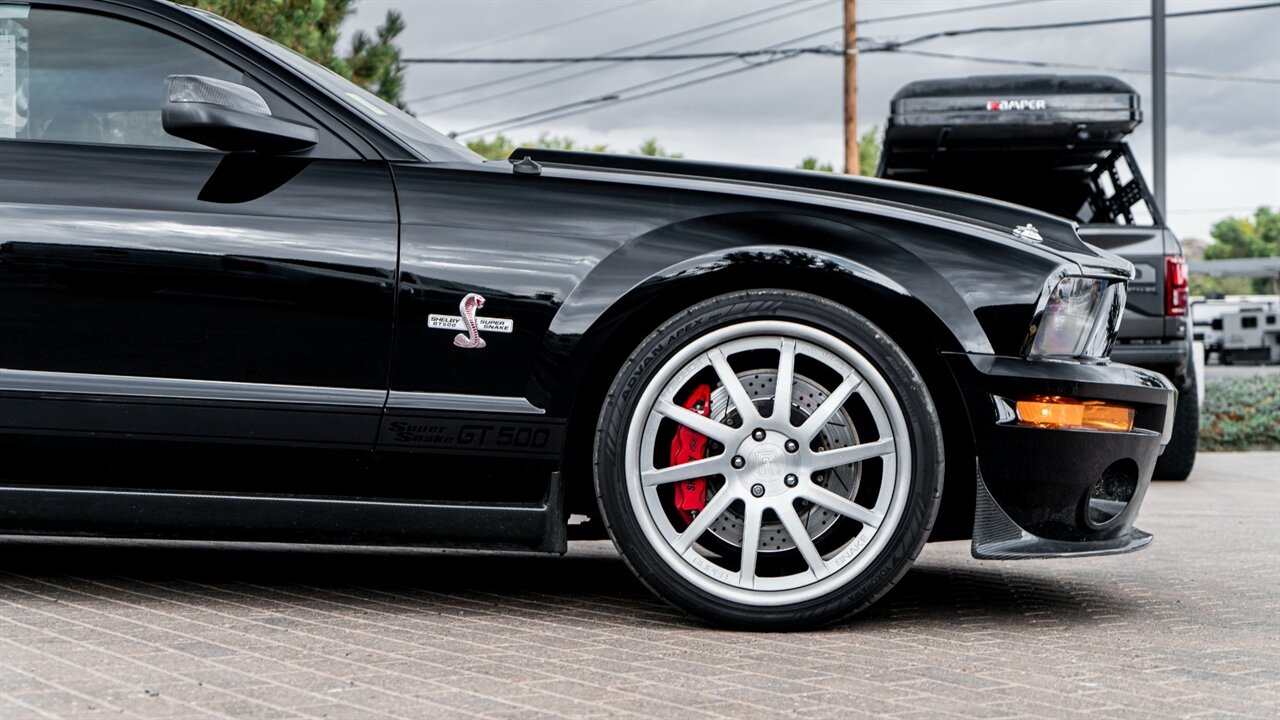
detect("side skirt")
(0, 472), (567, 554)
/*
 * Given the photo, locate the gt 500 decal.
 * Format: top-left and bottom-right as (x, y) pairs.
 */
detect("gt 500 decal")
(380, 417), (563, 457)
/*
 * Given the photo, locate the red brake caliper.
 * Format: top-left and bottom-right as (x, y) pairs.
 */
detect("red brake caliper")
(670, 384), (713, 524)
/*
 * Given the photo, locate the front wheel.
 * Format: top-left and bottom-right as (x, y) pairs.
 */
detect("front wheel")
(594, 290), (943, 629)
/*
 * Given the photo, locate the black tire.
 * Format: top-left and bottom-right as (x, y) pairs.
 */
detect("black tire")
(593, 290), (944, 630)
(1153, 376), (1198, 481)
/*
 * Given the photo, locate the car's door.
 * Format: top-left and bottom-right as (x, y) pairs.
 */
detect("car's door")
(0, 3), (398, 496)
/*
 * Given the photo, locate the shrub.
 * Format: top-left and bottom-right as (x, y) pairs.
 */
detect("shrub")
(1200, 374), (1280, 450)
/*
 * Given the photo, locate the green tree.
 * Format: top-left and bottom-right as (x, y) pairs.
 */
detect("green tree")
(466, 132), (610, 160)
(632, 137), (683, 158)
(858, 125), (881, 176)
(465, 134), (516, 160)
(177, 0), (409, 109)
(527, 132), (611, 153)
(1205, 207), (1280, 260)
(468, 133), (692, 161)
(797, 156), (834, 172)
(795, 126), (879, 175)
(1193, 207), (1279, 294)
(1188, 275), (1256, 297)
(345, 10), (408, 108)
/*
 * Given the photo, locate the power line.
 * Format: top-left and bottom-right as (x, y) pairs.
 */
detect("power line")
(452, 0), (1280, 139)
(456, 49), (812, 138)
(407, 1), (1280, 63)
(854, 0), (1050, 26)
(449, 0), (1052, 136)
(423, 0), (834, 115)
(430, 0), (650, 59)
(406, 0), (818, 106)
(454, 37), (1278, 139)
(411, 0), (1046, 108)
(453, 17), (855, 138)
(872, 1), (1280, 51)
(889, 48), (1280, 85)
(407, 47), (841, 65)
(406, 42), (1280, 68)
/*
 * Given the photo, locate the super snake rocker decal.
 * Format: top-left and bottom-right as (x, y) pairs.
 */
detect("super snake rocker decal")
(427, 293), (514, 349)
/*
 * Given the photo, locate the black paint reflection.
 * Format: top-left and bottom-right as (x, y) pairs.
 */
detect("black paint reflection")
(388, 161), (1074, 412)
(0, 140), (397, 387)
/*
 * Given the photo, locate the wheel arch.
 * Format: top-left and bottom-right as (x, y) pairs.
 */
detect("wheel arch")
(554, 232), (978, 538)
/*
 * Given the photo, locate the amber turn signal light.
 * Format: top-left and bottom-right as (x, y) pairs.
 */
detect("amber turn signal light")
(1015, 396), (1135, 432)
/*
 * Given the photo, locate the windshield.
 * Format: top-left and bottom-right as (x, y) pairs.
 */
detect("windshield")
(188, 7), (481, 163)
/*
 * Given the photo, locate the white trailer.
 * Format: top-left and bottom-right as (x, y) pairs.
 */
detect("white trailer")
(1191, 296), (1280, 364)
(1218, 300), (1280, 364)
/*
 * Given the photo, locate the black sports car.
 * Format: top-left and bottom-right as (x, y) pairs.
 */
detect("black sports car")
(0, 0), (1174, 629)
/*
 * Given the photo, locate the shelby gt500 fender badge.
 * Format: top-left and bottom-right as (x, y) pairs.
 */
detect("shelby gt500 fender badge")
(428, 293), (513, 349)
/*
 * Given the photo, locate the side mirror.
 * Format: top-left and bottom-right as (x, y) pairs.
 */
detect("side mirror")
(162, 75), (317, 153)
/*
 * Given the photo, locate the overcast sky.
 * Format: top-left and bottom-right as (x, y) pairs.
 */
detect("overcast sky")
(350, 0), (1280, 241)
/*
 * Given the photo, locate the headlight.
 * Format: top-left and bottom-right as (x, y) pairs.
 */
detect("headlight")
(1028, 277), (1126, 359)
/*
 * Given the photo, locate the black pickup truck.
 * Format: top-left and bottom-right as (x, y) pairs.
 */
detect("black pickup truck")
(878, 75), (1197, 479)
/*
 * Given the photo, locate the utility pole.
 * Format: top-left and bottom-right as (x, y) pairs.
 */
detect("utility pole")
(1152, 0), (1167, 217)
(844, 0), (858, 175)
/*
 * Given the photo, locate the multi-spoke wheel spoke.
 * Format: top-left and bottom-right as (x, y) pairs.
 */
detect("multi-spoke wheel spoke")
(737, 502), (764, 588)
(773, 338), (797, 421)
(654, 399), (737, 445)
(641, 455), (726, 487)
(708, 348), (759, 424)
(628, 320), (912, 605)
(799, 484), (883, 528)
(798, 373), (862, 440)
(673, 488), (737, 553)
(777, 503), (829, 579)
(809, 438), (895, 472)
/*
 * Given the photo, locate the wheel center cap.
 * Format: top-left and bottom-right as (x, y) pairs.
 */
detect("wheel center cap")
(735, 434), (798, 495)
(749, 446), (784, 481)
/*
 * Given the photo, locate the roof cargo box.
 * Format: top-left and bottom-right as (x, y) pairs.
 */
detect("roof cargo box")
(882, 74), (1141, 148)
(877, 75), (1159, 227)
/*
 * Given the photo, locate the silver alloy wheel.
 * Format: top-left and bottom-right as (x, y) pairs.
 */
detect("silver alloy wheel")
(624, 320), (912, 606)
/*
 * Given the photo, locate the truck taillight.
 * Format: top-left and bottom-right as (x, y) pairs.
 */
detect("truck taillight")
(1165, 256), (1188, 316)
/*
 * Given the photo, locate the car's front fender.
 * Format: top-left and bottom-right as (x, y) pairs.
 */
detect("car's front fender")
(534, 210), (992, 415)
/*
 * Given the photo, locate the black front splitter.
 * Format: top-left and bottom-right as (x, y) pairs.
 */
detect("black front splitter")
(971, 470), (1153, 560)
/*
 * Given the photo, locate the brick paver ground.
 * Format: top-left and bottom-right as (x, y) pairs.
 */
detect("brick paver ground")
(1, 452), (1277, 719)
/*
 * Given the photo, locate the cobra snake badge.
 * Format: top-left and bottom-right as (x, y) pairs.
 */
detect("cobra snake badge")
(426, 292), (514, 349)
(454, 293), (487, 349)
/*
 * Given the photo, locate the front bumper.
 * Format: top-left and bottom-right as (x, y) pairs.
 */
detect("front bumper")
(944, 353), (1176, 559)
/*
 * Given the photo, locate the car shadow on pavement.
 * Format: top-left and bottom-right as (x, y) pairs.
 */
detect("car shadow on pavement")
(0, 536), (1141, 628)
(0, 537), (648, 596)
(863, 562), (1145, 627)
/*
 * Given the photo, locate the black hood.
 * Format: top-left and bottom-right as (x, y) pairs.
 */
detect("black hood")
(515, 148), (1107, 266)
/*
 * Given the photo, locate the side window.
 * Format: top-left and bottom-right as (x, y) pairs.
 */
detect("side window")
(5, 8), (243, 149)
